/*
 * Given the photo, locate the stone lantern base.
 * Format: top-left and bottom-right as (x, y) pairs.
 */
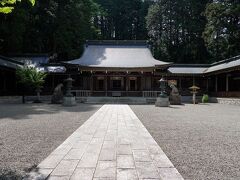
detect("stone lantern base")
(63, 96), (76, 106)
(155, 97), (169, 107)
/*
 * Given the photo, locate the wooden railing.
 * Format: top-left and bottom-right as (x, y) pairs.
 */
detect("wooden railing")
(71, 90), (91, 97)
(71, 90), (163, 97)
(142, 91), (161, 97)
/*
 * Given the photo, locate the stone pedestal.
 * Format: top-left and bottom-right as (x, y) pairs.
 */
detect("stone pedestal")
(155, 97), (169, 107)
(51, 84), (63, 104)
(63, 96), (76, 106)
(192, 93), (198, 104)
(169, 94), (181, 105)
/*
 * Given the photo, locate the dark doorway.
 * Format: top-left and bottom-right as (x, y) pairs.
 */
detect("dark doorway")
(130, 80), (136, 91)
(112, 80), (121, 90)
(98, 79), (104, 90)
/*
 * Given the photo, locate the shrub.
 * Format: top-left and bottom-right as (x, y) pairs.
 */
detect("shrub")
(16, 66), (47, 103)
(202, 94), (209, 103)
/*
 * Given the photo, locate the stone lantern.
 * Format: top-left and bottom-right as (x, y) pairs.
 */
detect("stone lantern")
(189, 85), (200, 104)
(155, 77), (169, 107)
(159, 77), (167, 97)
(63, 75), (76, 106)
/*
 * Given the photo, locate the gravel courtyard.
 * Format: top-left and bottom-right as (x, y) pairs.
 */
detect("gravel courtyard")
(131, 104), (240, 180)
(0, 103), (101, 179)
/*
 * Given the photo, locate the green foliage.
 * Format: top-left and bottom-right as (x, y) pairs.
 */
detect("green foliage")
(203, 1), (240, 60)
(146, 0), (211, 63)
(0, 0), (35, 14)
(94, 0), (152, 40)
(0, 0), (99, 60)
(0, 0), (239, 63)
(16, 66), (47, 90)
(202, 94), (209, 103)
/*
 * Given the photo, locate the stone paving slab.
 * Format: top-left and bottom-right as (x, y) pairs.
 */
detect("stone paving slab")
(27, 104), (183, 180)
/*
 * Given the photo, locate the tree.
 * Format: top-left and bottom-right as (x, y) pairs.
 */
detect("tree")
(16, 66), (47, 103)
(0, 0), (100, 60)
(53, 0), (100, 59)
(0, 0), (35, 14)
(94, 0), (152, 40)
(146, 0), (210, 63)
(203, 0), (240, 61)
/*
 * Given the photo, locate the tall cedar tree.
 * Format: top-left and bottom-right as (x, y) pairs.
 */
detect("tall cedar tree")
(203, 0), (240, 60)
(0, 0), (239, 62)
(0, 0), (99, 60)
(94, 0), (152, 40)
(146, 0), (211, 63)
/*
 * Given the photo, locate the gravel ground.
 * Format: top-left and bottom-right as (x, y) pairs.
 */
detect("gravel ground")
(131, 103), (240, 180)
(0, 103), (101, 179)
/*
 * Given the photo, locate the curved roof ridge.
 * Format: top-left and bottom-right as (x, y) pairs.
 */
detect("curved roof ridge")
(68, 43), (169, 68)
(86, 40), (149, 46)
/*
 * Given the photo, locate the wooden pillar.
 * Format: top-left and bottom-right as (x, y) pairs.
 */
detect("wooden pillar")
(126, 75), (129, 96)
(226, 74), (229, 92)
(105, 76), (108, 96)
(90, 75), (93, 93)
(52, 74), (55, 90)
(135, 77), (137, 91)
(179, 77), (182, 90)
(3, 71), (6, 92)
(140, 76), (144, 91)
(215, 75), (218, 92)
(206, 78), (209, 92)
(121, 77), (124, 91)
(151, 76), (153, 90)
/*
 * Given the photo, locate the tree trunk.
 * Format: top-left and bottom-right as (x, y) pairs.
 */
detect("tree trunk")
(37, 91), (40, 102)
(34, 88), (42, 103)
(22, 95), (25, 104)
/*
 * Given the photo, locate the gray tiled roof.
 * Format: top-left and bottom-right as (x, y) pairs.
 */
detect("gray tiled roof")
(168, 67), (207, 74)
(12, 56), (49, 66)
(0, 56), (23, 69)
(205, 55), (240, 73)
(11, 56), (66, 73)
(68, 44), (169, 68)
(67, 41), (239, 73)
(37, 66), (66, 73)
(168, 55), (240, 74)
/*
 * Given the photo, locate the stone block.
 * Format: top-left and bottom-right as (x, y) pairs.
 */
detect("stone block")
(158, 167), (184, 180)
(38, 154), (64, 169)
(78, 152), (99, 168)
(155, 97), (169, 107)
(117, 155), (135, 169)
(51, 160), (78, 176)
(94, 161), (116, 178)
(99, 149), (116, 161)
(117, 144), (132, 155)
(132, 150), (152, 162)
(71, 168), (95, 180)
(63, 96), (76, 106)
(152, 154), (174, 168)
(64, 148), (85, 160)
(135, 162), (160, 179)
(117, 169), (138, 180)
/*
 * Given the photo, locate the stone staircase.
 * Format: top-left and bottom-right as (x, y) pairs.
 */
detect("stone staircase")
(78, 97), (151, 104)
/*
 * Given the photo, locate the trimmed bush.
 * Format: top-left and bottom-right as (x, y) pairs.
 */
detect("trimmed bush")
(202, 94), (209, 103)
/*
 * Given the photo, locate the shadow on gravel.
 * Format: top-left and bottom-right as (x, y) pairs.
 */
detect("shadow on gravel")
(0, 165), (39, 180)
(0, 169), (24, 180)
(0, 103), (100, 120)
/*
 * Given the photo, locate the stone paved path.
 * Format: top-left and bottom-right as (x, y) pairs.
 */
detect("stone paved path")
(28, 105), (183, 180)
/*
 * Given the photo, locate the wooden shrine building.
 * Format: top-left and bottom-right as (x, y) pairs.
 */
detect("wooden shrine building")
(0, 40), (240, 98)
(65, 40), (240, 98)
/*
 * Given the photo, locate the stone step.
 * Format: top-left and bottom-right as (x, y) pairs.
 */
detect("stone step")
(85, 97), (148, 104)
